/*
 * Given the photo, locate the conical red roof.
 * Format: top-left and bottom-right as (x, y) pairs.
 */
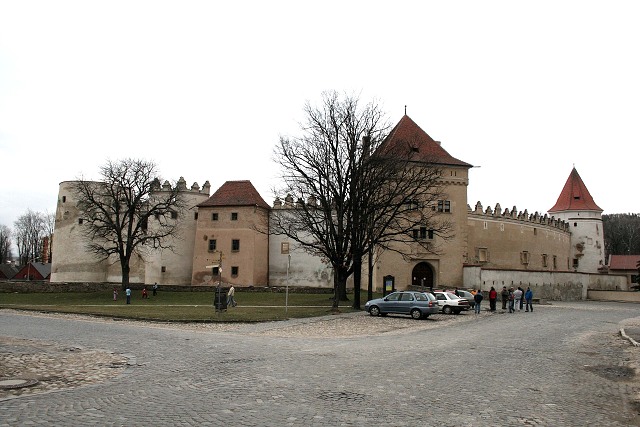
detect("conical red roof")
(378, 115), (471, 167)
(548, 168), (602, 213)
(198, 180), (270, 209)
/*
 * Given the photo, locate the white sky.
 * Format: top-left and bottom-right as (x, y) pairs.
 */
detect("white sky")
(1, 1), (639, 231)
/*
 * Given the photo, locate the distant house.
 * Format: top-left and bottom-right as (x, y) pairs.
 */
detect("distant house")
(0, 264), (19, 280)
(608, 255), (640, 287)
(14, 262), (52, 281)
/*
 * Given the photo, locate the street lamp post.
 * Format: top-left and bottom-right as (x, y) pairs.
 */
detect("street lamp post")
(286, 254), (291, 314)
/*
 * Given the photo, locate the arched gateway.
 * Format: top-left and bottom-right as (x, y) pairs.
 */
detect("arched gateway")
(412, 262), (434, 290)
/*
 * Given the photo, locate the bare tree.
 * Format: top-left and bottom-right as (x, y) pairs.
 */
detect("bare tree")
(0, 224), (12, 263)
(14, 210), (46, 265)
(271, 91), (451, 309)
(603, 213), (640, 257)
(71, 159), (186, 289)
(43, 211), (55, 263)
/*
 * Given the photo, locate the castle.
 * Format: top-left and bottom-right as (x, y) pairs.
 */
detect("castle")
(50, 115), (626, 298)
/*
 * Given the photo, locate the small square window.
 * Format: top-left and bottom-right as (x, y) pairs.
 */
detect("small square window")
(232, 239), (240, 251)
(161, 266), (166, 273)
(208, 239), (217, 251)
(78, 218), (83, 225)
(478, 248), (488, 262)
(437, 200), (451, 213)
(171, 211), (178, 219)
(212, 266), (219, 275)
(520, 251), (530, 265)
(231, 212), (238, 221)
(212, 213), (219, 221)
(231, 266), (239, 276)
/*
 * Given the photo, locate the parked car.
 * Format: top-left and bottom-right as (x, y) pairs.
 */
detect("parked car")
(455, 290), (476, 308)
(433, 291), (470, 314)
(365, 291), (440, 319)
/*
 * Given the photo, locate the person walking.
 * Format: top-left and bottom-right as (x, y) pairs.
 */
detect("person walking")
(508, 288), (515, 313)
(474, 289), (483, 314)
(125, 287), (132, 304)
(142, 287), (148, 299)
(501, 286), (509, 310)
(227, 285), (237, 307)
(514, 287), (523, 311)
(525, 287), (534, 312)
(489, 286), (497, 311)
(153, 282), (158, 296)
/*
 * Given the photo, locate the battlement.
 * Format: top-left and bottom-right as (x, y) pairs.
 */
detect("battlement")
(469, 202), (570, 232)
(151, 177), (211, 195)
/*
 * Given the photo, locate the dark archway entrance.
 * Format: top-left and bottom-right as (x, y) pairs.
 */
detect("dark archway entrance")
(412, 262), (434, 290)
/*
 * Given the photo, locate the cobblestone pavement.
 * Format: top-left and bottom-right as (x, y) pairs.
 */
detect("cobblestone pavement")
(1, 302), (640, 426)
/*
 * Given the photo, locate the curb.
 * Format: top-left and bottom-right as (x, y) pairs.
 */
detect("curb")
(620, 328), (640, 347)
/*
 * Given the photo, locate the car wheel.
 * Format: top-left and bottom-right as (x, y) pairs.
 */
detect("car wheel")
(410, 308), (422, 320)
(442, 306), (453, 315)
(369, 305), (380, 316)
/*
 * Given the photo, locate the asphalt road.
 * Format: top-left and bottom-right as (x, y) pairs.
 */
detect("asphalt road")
(2, 301), (640, 426)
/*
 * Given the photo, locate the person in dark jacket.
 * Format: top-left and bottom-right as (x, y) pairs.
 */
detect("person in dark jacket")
(489, 286), (497, 311)
(474, 290), (483, 314)
(501, 286), (509, 310)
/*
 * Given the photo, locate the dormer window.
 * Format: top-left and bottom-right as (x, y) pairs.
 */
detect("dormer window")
(411, 146), (419, 153)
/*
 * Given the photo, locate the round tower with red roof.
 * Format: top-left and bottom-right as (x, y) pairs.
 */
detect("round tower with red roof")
(548, 167), (605, 273)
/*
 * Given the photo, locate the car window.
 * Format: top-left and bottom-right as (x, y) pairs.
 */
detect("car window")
(414, 293), (426, 301)
(445, 292), (459, 299)
(400, 293), (414, 301)
(436, 294), (446, 301)
(385, 293), (401, 301)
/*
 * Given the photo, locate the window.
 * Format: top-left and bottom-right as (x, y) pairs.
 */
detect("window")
(399, 293), (414, 301)
(231, 212), (238, 220)
(478, 248), (488, 262)
(212, 213), (219, 221)
(212, 266), (219, 275)
(194, 212), (198, 220)
(413, 227), (434, 240)
(78, 218), (83, 225)
(208, 239), (217, 251)
(161, 266), (166, 273)
(232, 239), (240, 251)
(572, 258), (579, 268)
(553, 255), (557, 270)
(437, 200), (451, 213)
(231, 266), (239, 276)
(542, 254), (548, 267)
(62, 196), (66, 203)
(170, 211), (178, 219)
(520, 251), (530, 265)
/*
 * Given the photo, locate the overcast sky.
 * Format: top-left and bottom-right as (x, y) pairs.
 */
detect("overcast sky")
(1, 1), (638, 231)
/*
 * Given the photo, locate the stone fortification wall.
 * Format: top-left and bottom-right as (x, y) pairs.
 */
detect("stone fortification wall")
(463, 266), (628, 301)
(50, 177), (210, 286)
(467, 202), (572, 271)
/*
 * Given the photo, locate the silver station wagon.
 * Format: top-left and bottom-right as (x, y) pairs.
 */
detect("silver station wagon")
(365, 291), (440, 319)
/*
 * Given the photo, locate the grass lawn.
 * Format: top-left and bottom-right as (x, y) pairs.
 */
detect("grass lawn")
(0, 290), (381, 322)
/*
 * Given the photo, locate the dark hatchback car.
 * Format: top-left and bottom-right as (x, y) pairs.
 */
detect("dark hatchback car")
(365, 291), (440, 319)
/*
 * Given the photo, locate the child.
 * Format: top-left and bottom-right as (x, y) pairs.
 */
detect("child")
(142, 287), (148, 299)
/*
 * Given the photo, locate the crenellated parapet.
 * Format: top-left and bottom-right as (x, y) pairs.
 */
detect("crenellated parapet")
(468, 201), (570, 232)
(152, 177), (211, 195)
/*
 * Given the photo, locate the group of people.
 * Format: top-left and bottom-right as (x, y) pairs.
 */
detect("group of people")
(460, 286), (534, 314)
(113, 282), (159, 304)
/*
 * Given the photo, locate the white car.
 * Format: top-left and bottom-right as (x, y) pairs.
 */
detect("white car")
(433, 291), (471, 314)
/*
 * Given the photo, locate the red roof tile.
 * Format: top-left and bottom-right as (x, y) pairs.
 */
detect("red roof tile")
(198, 180), (270, 209)
(608, 255), (640, 270)
(378, 115), (472, 167)
(548, 168), (602, 213)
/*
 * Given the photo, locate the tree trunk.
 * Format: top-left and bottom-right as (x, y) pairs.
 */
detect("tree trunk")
(367, 249), (374, 301)
(121, 263), (130, 291)
(352, 258), (362, 310)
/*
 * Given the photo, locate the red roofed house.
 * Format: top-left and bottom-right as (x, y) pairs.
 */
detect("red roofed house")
(191, 180), (270, 286)
(15, 262), (51, 281)
(548, 167), (605, 273)
(608, 255), (640, 287)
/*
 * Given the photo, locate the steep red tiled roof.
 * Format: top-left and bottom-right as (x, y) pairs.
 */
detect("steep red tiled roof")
(198, 180), (270, 209)
(608, 255), (640, 270)
(377, 115), (472, 167)
(548, 168), (602, 213)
